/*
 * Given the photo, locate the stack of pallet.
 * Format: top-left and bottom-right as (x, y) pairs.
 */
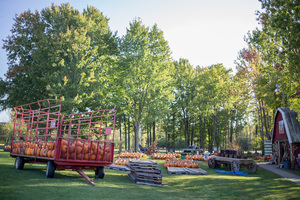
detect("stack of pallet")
(126, 160), (163, 187)
(167, 167), (207, 175)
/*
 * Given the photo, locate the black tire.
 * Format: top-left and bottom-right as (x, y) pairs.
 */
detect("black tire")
(95, 166), (105, 179)
(14, 157), (24, 170)
(250, 163), (257, 173)
(208, 158), (216, 169)
(46, 161), (55, 178)
(231, 160), (240, 171)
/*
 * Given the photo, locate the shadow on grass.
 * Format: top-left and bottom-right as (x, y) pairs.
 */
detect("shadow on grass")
(1, 151), (300, 200)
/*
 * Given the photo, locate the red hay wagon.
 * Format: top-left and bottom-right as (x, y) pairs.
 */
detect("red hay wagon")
(10, 99), (117, 186)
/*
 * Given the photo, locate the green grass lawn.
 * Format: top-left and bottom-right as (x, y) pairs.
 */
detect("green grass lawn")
(0, 150), (299, 200)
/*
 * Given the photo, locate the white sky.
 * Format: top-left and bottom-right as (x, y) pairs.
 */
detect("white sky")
(0, 0), (262, 122)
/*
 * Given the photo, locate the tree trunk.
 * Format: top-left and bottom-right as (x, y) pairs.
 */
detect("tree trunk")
(191, 122), (194, 146)
(255, 124), (258, 136)
(262, 100), (271, 140)
(235, 120), (238, 143)
(167, 133), (170, 152)
(184, 113), (188, 146)
(119, 116), (122, 141)
(230, 119), (233, 143)
(172, 110), (175, 151)
(208, 119), (212, 152)
(153, 121), (156, 142)
(213, 108), (217, 151)
(201, 117), (205, 150)
(128, 117), (130, 150)
(134, 120), (140, 152)
(259, 100), (265, 155)
(149, 122), (152, 146)
(124, 115), (127, 150)
(147, 124), (149, 147)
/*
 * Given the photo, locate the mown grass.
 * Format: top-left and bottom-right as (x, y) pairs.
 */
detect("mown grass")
(0, 150), (299, 200)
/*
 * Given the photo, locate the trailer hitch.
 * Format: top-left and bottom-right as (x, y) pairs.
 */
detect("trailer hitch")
(75, 169), (96, 186)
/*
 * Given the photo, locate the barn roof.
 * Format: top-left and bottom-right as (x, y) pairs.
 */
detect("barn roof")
(272, 107), (300, 144)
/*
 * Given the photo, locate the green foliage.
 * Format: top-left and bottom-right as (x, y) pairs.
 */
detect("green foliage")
(247, 0), (300, 112)
(117, 19), (174, 150)
(2, 1), (299, 153)
(2, 3), (118, 114)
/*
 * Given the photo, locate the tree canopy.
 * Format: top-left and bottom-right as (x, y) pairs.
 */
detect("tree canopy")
(1, 1), (299, 152)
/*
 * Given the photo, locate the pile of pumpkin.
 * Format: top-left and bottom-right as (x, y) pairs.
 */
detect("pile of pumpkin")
(255, 154), (272, 161)
(11, 141), (56, 158)
(4, 145), (11, 152)
(185, 154), (205, 161)
(151, 153), (181, 159)
(114, 158), (138, 166)
(164, 158), (199, 168)
(60, 139), (112, 161)
(119, 152), (147, 158)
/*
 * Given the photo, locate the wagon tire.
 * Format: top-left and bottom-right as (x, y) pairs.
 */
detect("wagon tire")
(208, 158), (216, 169)
(250, 162), (257, 173)
(231, 160), (240, 171)
(95, 166), (105, 179)
(15, 157), (24, 170)
(46, 161), (55, 178)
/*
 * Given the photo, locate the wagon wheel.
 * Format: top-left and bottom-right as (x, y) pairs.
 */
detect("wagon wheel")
(46, 161), (55, 178)
(208, 158), (216, 169)
(250, 162), (257, 173)
(14, 157), (25, 170)
(231, 160), (240, 171)
(95, 166), (105, 179)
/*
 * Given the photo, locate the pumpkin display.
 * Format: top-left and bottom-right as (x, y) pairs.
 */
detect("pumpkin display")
(119, 152), (147, 159)
(114, 158), (138, 166)
(11, 140), (112, 161)
(151, 153), (181, 159)
(164, 158), (199, 168)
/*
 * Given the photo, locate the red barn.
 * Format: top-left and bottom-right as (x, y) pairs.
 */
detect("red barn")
(271, 108), (300, 168)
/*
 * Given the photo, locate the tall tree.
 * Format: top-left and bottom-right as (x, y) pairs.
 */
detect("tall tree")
(1, 3), (118, 113)
(118, 19), (173, 151)
(194, 64), (233, 150)
(172, 58), (195, 146)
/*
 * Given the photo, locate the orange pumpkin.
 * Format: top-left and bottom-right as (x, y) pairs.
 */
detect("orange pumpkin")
(84, 153), (89, 160)
(51, 150), (55, 158)
(61, 139), (68, 146)
(91, 154), (96, 160)
(99, 149), (104, 155)
(30, 148), (34, 156)
(69, 144), (75, 153)
(69, 152), (75, 159)
(61, 145), (68, 153)
(61, 152), (67, 159)
(83, 146), (89, 153)
(75, 140), (83, 147)
(76, 146), (82, 154)
(42, 149), (48, 157)
(76, 153), (82, 160)
(96, 154), (102, 161)
(105, 153), (111, 161)
(47, 150), (52, 157)
(48, 142), (54, 150)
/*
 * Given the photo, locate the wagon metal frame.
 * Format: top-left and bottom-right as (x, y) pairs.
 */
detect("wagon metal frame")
(208, 155), (257, 173)
(10, 99), (117, 186)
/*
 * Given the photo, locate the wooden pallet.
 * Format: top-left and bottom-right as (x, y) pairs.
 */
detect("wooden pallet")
(128, 173), (163, 186)
(107, 164), (130, 171)
(167, 167), (207, 175)
(127, 160), (163, 187)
